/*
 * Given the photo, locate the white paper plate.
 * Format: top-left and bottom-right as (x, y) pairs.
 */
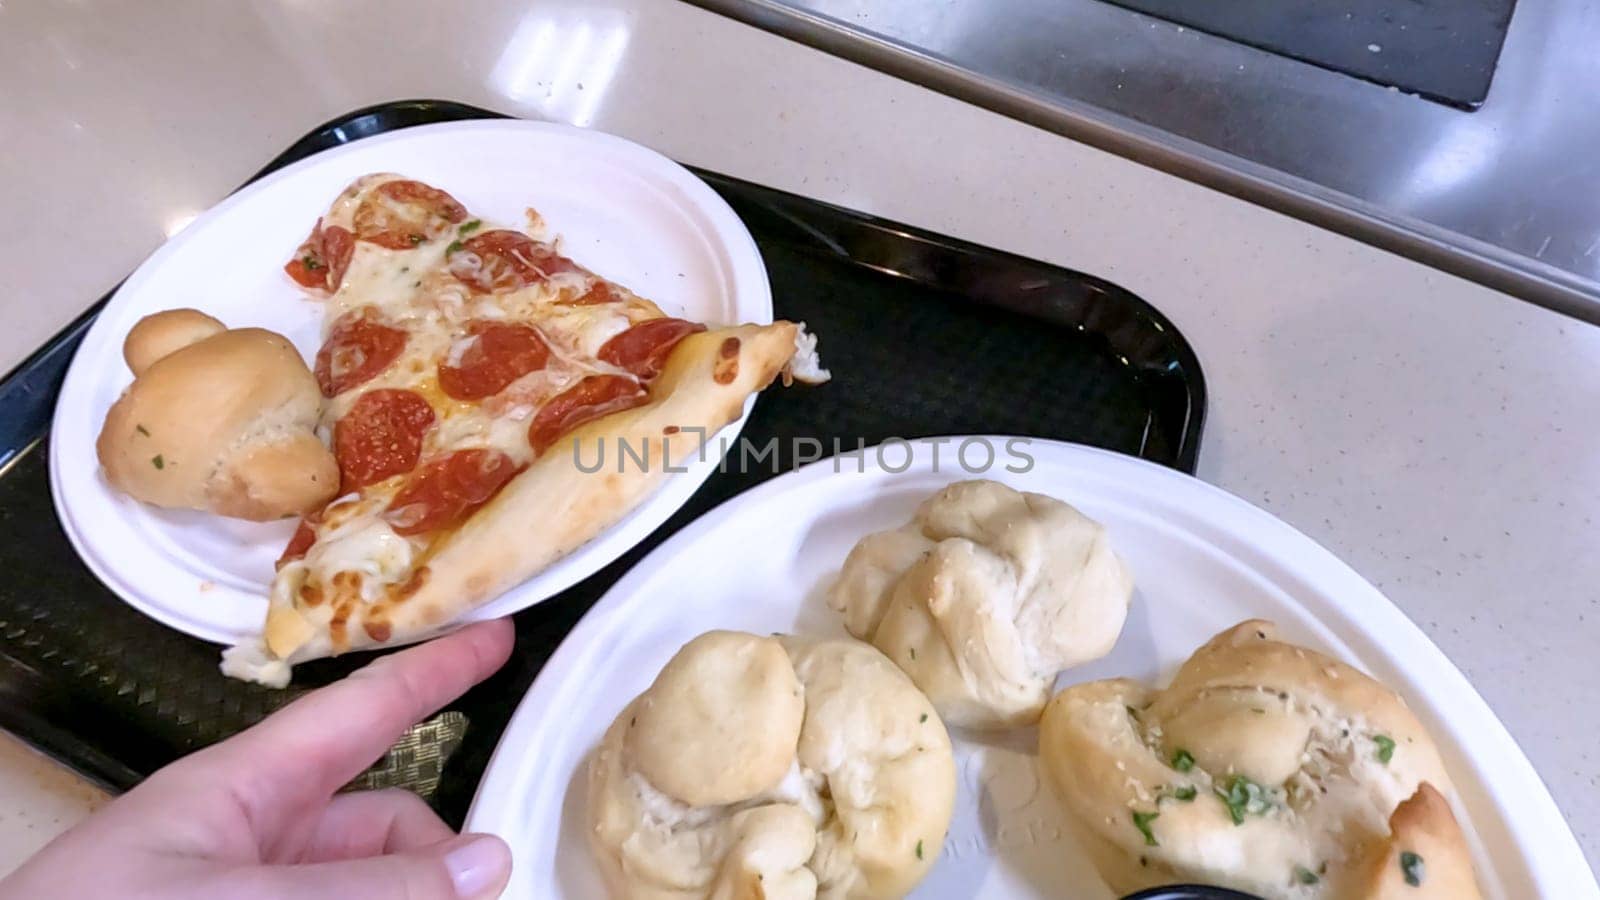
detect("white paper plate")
(465, 438), (1595, 899)
(49, 120), (772, 646)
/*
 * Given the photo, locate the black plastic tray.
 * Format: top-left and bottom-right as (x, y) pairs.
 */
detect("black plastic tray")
(0, 100), (1204, 825)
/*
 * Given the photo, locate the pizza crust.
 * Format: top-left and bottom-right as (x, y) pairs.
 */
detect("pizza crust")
(224, 321), (799, 685)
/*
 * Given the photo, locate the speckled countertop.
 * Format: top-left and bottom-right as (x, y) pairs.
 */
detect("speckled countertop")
(2, 0), (1595, 879)
(0, 734), (106, 872)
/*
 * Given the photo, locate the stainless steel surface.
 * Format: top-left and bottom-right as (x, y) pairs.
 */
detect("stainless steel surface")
(690, 0), (1600, 324)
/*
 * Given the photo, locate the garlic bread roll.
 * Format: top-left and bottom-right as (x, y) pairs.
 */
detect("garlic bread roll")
(587, 631), (956, 899)
(97, 310), (338, 521)
(1038, 620), (1482, 899)
(830, 479), (1133, 729)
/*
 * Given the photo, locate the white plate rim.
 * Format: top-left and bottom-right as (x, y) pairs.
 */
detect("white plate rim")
(49, 119), (773, 646)
(463, 437), (1597, 898)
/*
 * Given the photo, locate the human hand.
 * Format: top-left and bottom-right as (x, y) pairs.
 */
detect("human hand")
(0, 619), (516, 900)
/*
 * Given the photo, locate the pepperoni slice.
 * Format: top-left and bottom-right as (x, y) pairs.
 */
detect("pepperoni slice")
(437, 321), (551, 401)
(284, 218), (354, 292)
(385, 449), (521, 536)
(315, 309), (407, 397)
(352, 180), (469, 249)
(276, 518), (319, 570)
(334, 389), (436, 489)
(528, 374), (648, 456)
(598, 317), (707, 380)
(448, 230), (582, 294)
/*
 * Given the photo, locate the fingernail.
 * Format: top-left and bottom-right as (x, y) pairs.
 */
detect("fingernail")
(445, 834), (510, 899)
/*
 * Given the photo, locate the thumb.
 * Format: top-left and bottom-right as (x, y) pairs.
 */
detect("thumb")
(236, 833), (512, 900)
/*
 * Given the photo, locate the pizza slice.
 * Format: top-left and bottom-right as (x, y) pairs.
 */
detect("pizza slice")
(221, 174), (826, 686)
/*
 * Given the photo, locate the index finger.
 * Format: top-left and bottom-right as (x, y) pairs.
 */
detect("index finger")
(196, 618), (514, 806)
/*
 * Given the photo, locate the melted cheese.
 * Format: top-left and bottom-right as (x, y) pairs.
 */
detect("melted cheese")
(788, 322), (831, 384)
(430, 396), (545, 464)
(220, 641), (291, 688)
(322, 173), (403, 230)
(443, 332), (480, 367)
(543, 269), (591, 297)
(539, 303), (636, 358)
(334, 242), (456, 319)
(302, 514), (414, 603)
